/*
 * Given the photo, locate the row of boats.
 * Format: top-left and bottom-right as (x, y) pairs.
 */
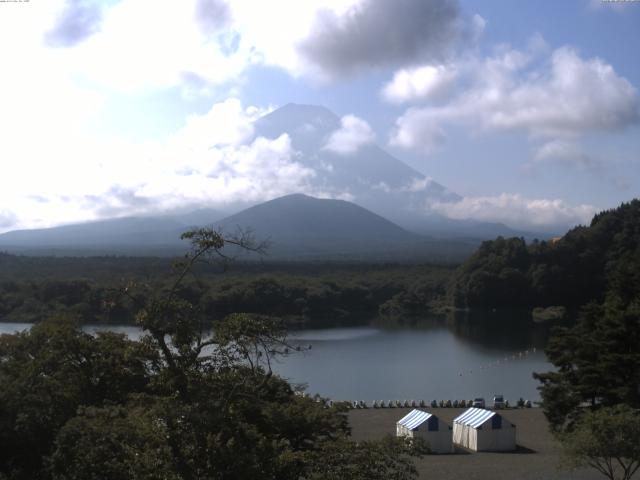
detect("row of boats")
(328, 399), (533, 409)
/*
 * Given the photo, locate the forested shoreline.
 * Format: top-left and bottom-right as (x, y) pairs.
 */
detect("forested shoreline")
(448, 200), (640, 311)
(0, 256), (453, 326)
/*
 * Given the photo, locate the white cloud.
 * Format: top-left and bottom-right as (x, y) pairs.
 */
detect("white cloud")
(224, 0), (359, 76)
(44, 0), (105, 47)
(381, 64), (457, 103)
(389, 44), (639, 151)
(0, 210), (18, 230)
(0, 98), (318, 233)
(469, 14), (486, 42)
(68, 0), (252, 92)
(401, 177), (436, 192)
(2, 0), (415, 99)
(530, 140), (599, 170)
(428, 193), (597, 230)
(172, 98), (261, 150)
(0, 0), (467, 98)
(323, 115), (375, 155)
(135, 133), (317, 208)
(389, 108), (446, 151)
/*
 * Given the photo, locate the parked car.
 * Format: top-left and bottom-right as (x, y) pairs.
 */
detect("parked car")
(493, 395), (505, 409)
(472, 397), (485, 408)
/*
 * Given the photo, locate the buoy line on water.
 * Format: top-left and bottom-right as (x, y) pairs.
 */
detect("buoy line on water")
(315, 398), (534, 409)
(456, 346), (538, 377)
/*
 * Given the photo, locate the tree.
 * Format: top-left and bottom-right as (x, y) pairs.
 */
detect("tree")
(534, 300), (640, 433)
(47, 404), (178, 480)
(560, 405), (640, 480)
(1, 227), (426, 480)
(0, 317), (154, 479)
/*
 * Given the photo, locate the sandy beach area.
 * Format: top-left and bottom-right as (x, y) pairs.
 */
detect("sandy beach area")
(348, 408), (608, 480)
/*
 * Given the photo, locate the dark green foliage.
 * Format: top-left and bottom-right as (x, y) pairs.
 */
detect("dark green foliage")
(0, 257), (452, 326)
(449, 199), (640, 309)
(529, 201), (640, 477)
(379, 276), (447, 320)
(448, 237), (533, 308)
(47, 404), (179, 480)
(0, 229), (425, 480)
(299, 435), (428, 480)
(0, 317), (155, 479)
(534, 299), (640, 433)
(560, 405), (640, 480)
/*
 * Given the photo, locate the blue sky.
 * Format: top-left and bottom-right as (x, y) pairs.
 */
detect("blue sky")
(0, 0), (638, 232)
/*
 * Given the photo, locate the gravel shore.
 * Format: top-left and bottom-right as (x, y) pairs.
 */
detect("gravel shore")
(348, 408), (607, 480)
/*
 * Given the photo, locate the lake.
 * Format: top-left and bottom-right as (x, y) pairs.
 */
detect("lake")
(0, 313), (555, 404)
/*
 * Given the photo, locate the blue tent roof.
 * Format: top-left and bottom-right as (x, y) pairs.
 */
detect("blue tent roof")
(397, 409), (433, 430)
(454, 408), (497, 429)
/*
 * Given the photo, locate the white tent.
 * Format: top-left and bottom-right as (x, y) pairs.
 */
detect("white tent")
(396, 409), (453, 454)
(452, 407), (516, 452)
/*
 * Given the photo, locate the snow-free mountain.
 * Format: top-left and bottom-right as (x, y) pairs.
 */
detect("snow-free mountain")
(214, 194), (473, 260)
(0, 210), (221, 255)
(0, 195), (477, 260)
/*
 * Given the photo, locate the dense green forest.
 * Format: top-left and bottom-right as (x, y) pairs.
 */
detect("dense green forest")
(449, 200), (640, 310)
(0, 254), (452, 326)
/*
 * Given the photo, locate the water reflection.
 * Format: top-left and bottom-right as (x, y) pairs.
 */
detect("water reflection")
(276, 314), (556, 402)
(372, 309), (560, 350)
(445, 309), (554, 351)
(290, 327), (379, 342)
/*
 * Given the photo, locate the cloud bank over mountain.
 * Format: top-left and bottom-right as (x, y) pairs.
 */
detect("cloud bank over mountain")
(428, 194), (597, 232)
(323, 115), (376, 155)
(0, 99), (598, 235)
(1, 0), (638, 236)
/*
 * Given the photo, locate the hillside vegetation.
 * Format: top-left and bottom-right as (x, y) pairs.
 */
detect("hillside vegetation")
(0, 258), (451, 326)
(448, 199), (640, 310)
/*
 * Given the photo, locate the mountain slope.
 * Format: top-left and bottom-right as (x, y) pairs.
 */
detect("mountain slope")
(252, 103), (540, 240)
(215, 194), (475, 260)
(217, 193), (415, 241)
(253, 103), (459, 221)
(0, 210), (222, 254)
(0, 194), (476, 260)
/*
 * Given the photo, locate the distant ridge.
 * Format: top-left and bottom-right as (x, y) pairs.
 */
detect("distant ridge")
(217, 193), (415, 242)
(0, 210), (222, 255)
(0, 194), (477, 260)
(214, 194), (475, 260)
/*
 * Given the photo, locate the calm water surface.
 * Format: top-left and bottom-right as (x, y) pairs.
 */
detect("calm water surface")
(0, 315), (554, 403)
